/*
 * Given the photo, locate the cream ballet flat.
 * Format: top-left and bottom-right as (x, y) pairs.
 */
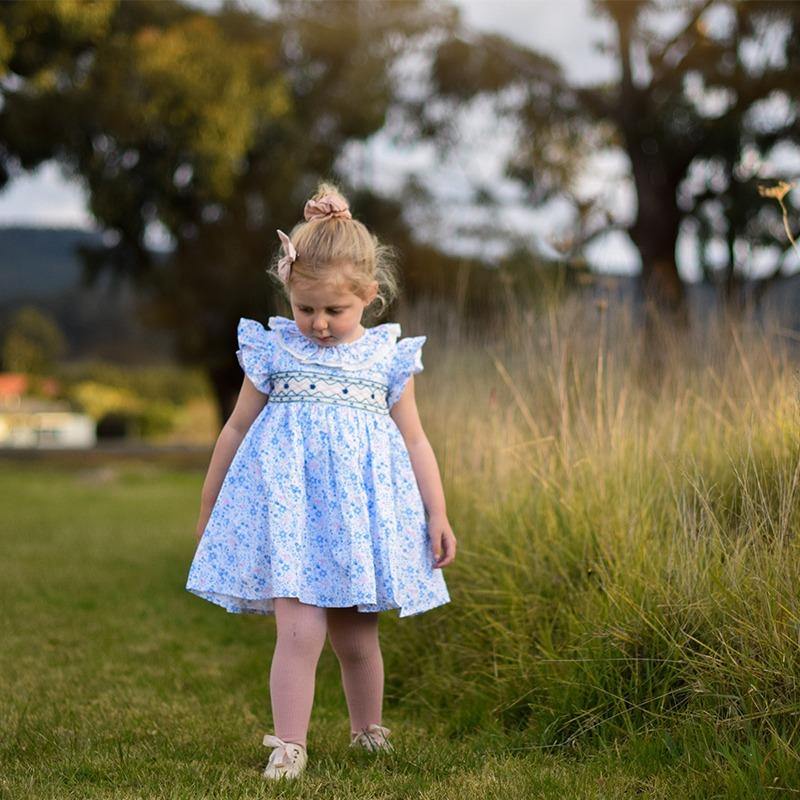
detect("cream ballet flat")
(261, 733), (308, 780)
(349, 723), (394, 752)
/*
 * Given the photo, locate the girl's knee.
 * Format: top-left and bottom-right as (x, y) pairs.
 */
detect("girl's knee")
(274, 597), (328, 655)
(276, 623), (326, 657)
(327, 618), (381, 664)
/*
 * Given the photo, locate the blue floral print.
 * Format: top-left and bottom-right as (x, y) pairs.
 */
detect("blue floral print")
(185, 315), (451, 618)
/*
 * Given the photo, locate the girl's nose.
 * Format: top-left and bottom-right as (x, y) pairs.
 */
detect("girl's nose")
(312, 317), (328, 331)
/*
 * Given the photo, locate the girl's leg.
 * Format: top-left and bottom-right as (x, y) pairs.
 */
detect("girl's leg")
(269, 597), (328, 748)
(326, 606), (384, 735)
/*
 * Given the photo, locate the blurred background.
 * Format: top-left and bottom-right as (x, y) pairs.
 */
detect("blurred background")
(1, 0), (798, 450)
(5, 3), (800, 795)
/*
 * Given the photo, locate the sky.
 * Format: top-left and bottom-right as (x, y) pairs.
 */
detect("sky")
(0, 0), (657, 275)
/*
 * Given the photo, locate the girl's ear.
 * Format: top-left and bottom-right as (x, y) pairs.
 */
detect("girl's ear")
(365, 280), (378, 304)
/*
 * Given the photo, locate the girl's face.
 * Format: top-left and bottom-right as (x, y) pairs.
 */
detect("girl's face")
(289, 277), (378, 346)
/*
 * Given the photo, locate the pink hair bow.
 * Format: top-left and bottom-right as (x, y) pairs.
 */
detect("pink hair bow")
(276, 229), (296, 283)
(304, 194), (352, 222)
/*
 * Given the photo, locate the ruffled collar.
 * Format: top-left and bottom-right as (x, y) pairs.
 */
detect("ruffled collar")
(267, 315), (401, 370)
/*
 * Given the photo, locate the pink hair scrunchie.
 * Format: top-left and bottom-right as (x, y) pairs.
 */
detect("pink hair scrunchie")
(304, 194), (352, 222)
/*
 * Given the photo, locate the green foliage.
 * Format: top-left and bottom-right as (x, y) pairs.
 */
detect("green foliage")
(84, 9), (291, 204)
(1, 0), (469, 421)
(56, 360), (211, 439)
(0, 0), (116, 89)
(0, 21), (10, 74)
(1, 304), (66, 373)
(57, 360), (209, 405)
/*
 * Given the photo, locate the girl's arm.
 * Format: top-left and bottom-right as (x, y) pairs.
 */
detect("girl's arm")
(389, 376), (457, 568)
(195, 376), (269, 542)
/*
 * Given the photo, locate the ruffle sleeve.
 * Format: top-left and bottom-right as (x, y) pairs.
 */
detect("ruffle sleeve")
(236, 317), (275, 395)
(387, 335), (426, 409)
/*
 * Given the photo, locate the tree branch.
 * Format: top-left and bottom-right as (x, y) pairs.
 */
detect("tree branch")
(648, 0), (716, 86)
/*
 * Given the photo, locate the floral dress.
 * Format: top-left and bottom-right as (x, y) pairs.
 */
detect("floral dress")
(185, 315), (451, 618)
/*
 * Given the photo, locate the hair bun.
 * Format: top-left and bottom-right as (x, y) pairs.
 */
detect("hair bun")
(304, 194), (352, 222)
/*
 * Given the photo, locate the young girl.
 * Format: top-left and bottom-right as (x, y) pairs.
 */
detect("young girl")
(185, 182), (457, 781)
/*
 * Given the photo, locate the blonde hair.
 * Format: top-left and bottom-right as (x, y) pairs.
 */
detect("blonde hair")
(267, 181), (400, 321)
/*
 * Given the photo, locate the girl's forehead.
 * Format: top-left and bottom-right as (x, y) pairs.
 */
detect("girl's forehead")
(290, 281), (357, 305)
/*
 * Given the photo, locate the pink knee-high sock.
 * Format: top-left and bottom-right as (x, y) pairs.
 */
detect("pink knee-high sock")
(326, 607), (384, 734)
(269, 598), (328, 748)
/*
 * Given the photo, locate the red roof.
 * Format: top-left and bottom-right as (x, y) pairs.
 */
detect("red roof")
(0, 373), (60, 397)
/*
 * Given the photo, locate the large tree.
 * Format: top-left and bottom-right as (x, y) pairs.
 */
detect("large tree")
(0, 0), (458, 421)
(422, 0), (800, 327)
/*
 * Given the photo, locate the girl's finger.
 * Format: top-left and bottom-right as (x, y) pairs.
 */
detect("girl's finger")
(431, 534), (443, 563)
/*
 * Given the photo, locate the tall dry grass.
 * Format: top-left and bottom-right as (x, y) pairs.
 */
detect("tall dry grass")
(384, 288), (800, 782)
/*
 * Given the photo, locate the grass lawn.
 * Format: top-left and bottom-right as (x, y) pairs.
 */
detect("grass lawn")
(0, 460), (792, 799)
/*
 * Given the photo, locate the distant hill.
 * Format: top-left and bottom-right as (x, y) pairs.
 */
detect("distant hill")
(0, 227), (103, 300)
(0, 226), (176, 363)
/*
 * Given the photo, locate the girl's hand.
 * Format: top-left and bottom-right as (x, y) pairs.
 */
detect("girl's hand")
(427, 513), (457, 568)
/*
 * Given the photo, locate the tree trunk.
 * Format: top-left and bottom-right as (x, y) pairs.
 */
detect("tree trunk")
(207, 361), (240, 431)
(611, 5), (689, 385)
(628, 146), (687, 312)
(627, 158), (689, 386)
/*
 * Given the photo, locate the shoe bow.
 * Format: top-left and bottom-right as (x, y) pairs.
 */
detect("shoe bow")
(263, 733), (303, 767)
(350, 723), (394, 751)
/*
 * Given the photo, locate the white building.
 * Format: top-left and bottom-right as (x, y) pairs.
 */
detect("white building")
(0, 374), (96, 449)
